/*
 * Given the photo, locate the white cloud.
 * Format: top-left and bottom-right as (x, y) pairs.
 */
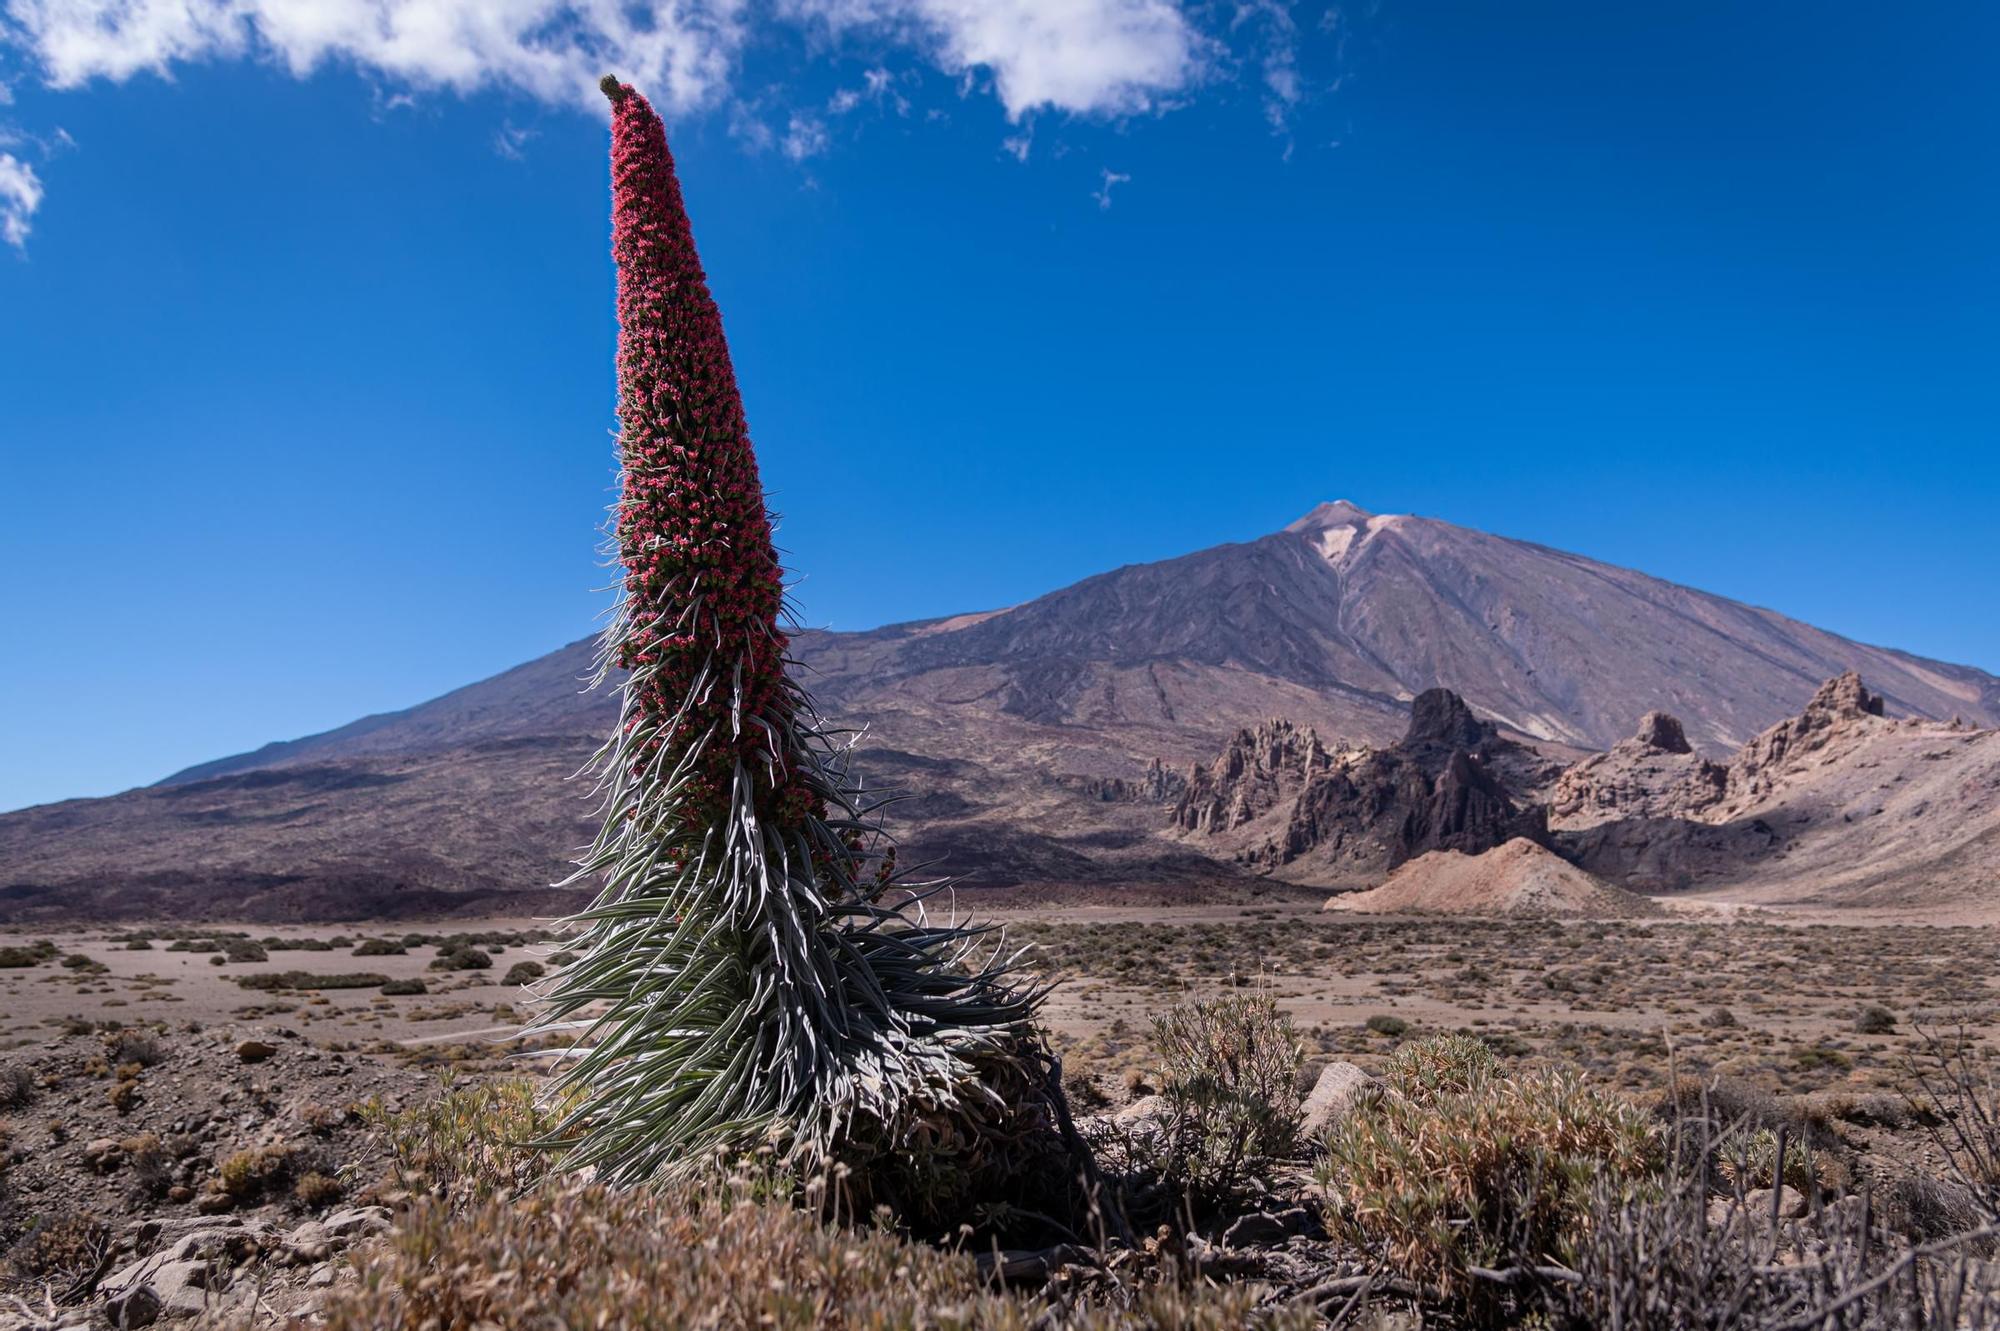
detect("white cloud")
(1091, 166), (1127, 210)
(783, 0), (1203, 119)
(0, 150), (43, 248)
(4, 0), (1206, 120)
(5, 0), (753, 113)
(828, 65), (906, 117)
(0, 0), (1237, 245)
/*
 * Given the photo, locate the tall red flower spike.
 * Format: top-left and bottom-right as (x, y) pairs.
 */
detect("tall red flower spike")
(599, 76), (806, 834)
(530, 77), (1042, 1188)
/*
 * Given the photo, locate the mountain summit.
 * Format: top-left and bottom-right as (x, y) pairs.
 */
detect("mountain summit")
(3, 503), (1995, 919)
(1284, 499), (1375, 532)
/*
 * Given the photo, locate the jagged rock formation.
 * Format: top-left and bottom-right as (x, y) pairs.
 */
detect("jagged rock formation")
(1173, 689), (1556, 886)
(1551, 710), (1730, 828)
(1552, 672), (2000, 907)
(1171, 720), (1334, 834)
(1069, 760), (1187, 805)
(1326, 837), (1663, 919)
(1717, 672), (1887, 809)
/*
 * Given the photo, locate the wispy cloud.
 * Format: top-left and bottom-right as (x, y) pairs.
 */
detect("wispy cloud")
(782, 111), (828, 160)
(0, 150), (43, 249)
(1231, 0), (1301, 135)
(1091, 166), (1129, 210)
(493, 121), (537, 160)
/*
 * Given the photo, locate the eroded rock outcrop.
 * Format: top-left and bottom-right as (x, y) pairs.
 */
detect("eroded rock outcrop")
(1173, 690), (1554, 883)
(1550, 709), (1729, 829)
(1172, 720), (1334, 834)
(1551, 671), (2000, 904)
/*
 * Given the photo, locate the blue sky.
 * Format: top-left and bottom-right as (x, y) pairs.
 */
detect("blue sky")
(1, 1), (1996, 813)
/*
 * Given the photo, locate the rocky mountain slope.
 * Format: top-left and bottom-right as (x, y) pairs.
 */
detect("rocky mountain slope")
(4, 504), (1995, 920)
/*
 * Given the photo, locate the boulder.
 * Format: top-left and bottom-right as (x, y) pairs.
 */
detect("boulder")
(1299, 1062), (1377, 1138)
(320, 1206), (393, 1241)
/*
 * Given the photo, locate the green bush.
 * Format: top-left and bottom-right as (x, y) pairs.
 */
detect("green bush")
(1365, 1014), (1409, 1038)
(503, 960), (545, 986)
(380, 978), (427, 996)
(1717, 1127), (1843, 1195)
(353, 938), (407, 957)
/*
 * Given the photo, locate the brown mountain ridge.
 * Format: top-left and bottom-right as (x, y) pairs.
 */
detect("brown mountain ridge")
(2, 503), (1995, 921)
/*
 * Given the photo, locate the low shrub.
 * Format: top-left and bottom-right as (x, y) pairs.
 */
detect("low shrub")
(430, 947), (492, 972)
(0, 1062), (33, 1110)
(104, 1028), (163, 1067)
(1381, 1031), (1497, 1103)
(503, 960), (545, 986)
(1717, 1127), (1844, 1196)
(1855, 1004), (1898, 1035)
(1366, 1014), (1409, 1038)
(216, 1144), (298, 1203)
(294, 1170), (344, 1208)
(379, 978), (427, 996)
(374, 1077), (554, 1206)
(1319, 1036), (1660, 1298)
(352, 938), (406, 957)
(3, 1212), (111, 1284)
(236, 971), (390, 992)
(0, 939), (57, 971)
(1150, 995), (1304, 1202)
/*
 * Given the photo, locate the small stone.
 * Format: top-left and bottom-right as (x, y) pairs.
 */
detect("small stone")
(1111, 1094), (1169, 1125)
(1745, 1185), (1811, 1220)
(320, 1206), (392, 1241)
(307, 1264), (337, 1288)
(1222, 1207), (1314, 1247)
(234, 1040), (277, 1064)
(106, 1283), (162, 1329)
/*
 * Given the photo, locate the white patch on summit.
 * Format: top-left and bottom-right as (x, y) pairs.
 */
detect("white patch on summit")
(1285, 499), (1375, 533)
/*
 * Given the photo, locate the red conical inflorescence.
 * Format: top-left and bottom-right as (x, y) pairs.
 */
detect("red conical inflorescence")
(601, 76), (813, 832)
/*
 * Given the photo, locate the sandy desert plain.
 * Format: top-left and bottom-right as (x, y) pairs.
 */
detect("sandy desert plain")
(6, 888), (1994, 1118)
(2, 876), (1998, 1328)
